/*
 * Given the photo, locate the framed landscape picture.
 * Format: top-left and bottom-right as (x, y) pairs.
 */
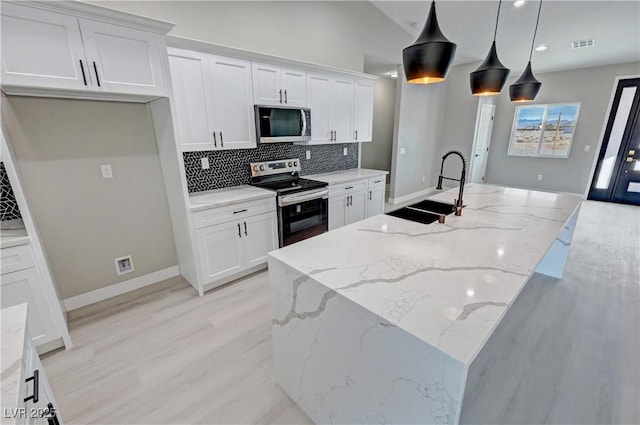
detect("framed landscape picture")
(508, 102), (581, 158)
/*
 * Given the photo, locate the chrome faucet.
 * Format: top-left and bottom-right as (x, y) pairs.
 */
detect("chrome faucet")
(436, 150), (467, 216)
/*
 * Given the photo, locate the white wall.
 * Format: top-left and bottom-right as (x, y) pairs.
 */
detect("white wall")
(390, 67), (447, 201)
(92, 1), (412, 73)
(3, 97), (178, 299)
(360, 77), (396, 172)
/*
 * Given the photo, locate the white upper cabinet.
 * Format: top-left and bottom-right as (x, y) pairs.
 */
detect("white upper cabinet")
(78, 19), (166, 97)
(354, 79), (374, 142)
(0, 2), (170, 100)
(209, 55), (256, 150)
(332, 76), (355, 143)
(252, 62), (307, 107)
(168, 49), (215, 151)
(1, 3), (89, 91)
(307, 73), (333, 144)
(168, 49), (256, 151)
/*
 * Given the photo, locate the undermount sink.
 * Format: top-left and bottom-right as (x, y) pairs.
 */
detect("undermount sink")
(385, 199), (458, 225)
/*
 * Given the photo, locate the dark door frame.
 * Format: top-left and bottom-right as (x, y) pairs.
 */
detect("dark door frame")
(588, 77), (640, 205)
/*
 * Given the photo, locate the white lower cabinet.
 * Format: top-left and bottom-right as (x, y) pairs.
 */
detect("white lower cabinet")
(193, 199), (277, 290)
(0, 245), (60, 349)
(328, 175), (387, 231)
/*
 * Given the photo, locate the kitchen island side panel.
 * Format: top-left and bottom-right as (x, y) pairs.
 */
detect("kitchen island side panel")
(269, 256), (468, 425)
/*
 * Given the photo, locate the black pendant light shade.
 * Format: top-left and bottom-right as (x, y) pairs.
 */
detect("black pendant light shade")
(510, 0), (544, 102)
(509, 61), (541, 102)
(403, 1), (456, 84)
(470, 41), (510, 96)
(470, 0), (510, 96)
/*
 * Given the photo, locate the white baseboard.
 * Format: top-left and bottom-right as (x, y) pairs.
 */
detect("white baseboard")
(63, 265), (180, 311)
(388, 187), (436, 205)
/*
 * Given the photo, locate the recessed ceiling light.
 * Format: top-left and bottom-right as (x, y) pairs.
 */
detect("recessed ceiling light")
(535, 44), (548, 51)
(514, 0), (526, 7)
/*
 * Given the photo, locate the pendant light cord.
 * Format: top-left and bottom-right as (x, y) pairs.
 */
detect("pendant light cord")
(529, 0), (543, 61)
(493, 0), (503, 42)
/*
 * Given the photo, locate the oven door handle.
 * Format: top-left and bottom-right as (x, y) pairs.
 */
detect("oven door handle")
(279, 189), (329, 207)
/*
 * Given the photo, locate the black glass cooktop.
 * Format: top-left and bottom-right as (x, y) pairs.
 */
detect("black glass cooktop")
(253, 178), (327, 195)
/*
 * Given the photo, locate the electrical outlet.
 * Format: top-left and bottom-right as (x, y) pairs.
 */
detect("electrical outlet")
(422, 176), (426, 182)
(100, 164), (113, 179)
(114, 255), (134, 276)
(201, 157), (210, 169)
(343, 147), (348, 156)
(584, 145), (591, 152)
(538, 174), (543, 181)
(306, 150), (311, 160)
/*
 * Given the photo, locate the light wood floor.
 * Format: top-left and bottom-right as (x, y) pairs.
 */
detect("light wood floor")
(42, 200), (639, 424)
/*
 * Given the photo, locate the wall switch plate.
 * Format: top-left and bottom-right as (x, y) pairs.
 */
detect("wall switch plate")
(538, 174), (544, 181)
(584, 145), (591, 152)
(399, 148), (406, 155)
(100, 164), (113, 179)
(201, 157), (210, 169)
(343, 147), (348, 156)
(306, 150), (311, 160)
(114, 255), (134, 276)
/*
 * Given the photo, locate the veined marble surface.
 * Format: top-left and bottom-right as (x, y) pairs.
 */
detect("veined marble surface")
(188, 185), (275, 212)
(270, 184), (583, 366)
(1, 304), (28, 424)
(304, 168), (388, 185)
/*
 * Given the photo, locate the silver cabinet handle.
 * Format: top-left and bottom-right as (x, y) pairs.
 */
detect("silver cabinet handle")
(279, 90), (283, 104)
(79, 60), (87, 86)
(355, 130), (358, 141)
(244, 221), (248, 236)
(233, 209), (247, 214)
(237, 223), (241, 238)
(92, 61), (101, 87)
(345, 186), (354, 190)
(213, 132), (217, 147)
(284, 90), (288, 104)
(219, 131), (224, 148)
(345, 196), (349, 207)
(369, 190), (372, 200)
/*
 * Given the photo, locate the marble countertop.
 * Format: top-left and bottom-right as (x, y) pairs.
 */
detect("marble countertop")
(269, 184), (582, 365)
(304, 168), (388, 185)
(1, 303), (28, 423)
(189, 185), (276, 212)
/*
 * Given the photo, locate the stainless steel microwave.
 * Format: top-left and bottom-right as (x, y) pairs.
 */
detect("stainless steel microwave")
(255, 106), (311, 143)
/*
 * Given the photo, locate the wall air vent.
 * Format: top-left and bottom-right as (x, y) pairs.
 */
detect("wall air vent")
(571, 39), (595, 49)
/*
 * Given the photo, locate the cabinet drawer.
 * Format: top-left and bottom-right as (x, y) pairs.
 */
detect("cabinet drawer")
(1, 244), (35, 275)
(192, 197), (276, 229)
(368, 175), (386, 189)
(329, 179), (368, 196)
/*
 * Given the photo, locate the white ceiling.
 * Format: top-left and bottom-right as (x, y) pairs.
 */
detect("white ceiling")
(370, 0), (640, 75)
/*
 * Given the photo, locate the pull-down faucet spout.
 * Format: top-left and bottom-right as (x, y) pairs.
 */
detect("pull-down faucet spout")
(436, 150), (466, 216)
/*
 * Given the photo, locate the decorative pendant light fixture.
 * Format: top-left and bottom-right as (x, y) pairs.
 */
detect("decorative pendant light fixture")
(403, 0), (457, 84)
(470, 0), (510, 96)
(510, 0), (543, 102)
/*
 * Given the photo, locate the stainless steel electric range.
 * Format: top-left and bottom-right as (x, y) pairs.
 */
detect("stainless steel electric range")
(250, 159), (328, 247)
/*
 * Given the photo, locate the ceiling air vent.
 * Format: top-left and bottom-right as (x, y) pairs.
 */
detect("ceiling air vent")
(571, 39), (595, 49)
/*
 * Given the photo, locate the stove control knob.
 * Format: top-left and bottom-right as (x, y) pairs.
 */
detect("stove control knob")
(287, 162), (292, 167)
(252, 165), (258, 172)
(259, 165), (265, 171)
(293, 161), (298, 167)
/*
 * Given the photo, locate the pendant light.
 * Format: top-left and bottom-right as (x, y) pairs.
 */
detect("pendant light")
(510, 0), (543, 102)
(403, 0), (457, 84)
(470, 0), (510, 96)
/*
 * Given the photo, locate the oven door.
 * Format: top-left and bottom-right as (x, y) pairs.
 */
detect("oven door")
(278, 190), (328, 247)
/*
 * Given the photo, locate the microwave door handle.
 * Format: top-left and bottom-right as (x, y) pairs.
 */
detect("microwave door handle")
(300, 109), (307, 137)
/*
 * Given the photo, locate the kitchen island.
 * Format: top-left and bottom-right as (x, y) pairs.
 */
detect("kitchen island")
(268, 184), (582, 424)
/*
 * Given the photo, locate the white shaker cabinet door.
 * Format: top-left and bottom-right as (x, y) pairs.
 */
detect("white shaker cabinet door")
(354, 79), (374, 142)
(196, 222), (245, 283)
(366, 187), (385, 218)
(78, 19), (166, 97)
(168, 49), (216, 151)
(252, 62), (281, 106)
(329, 194), (347, 231)
(1, 3), (90, 91)
(0, 268), (59, 347)
(307, 73), (333, 144)
(332, 76), (355, 143)
(243, 213), (278, 269)
(209, 55), (257, 150)
(346, 190), (367, 225)
(281, 68), (307, 107)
